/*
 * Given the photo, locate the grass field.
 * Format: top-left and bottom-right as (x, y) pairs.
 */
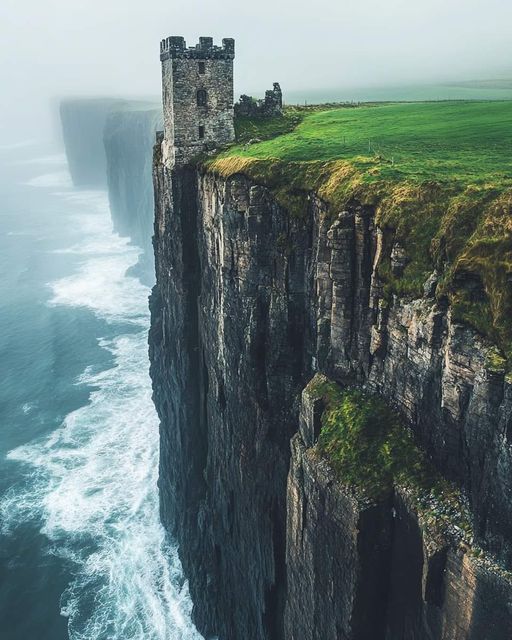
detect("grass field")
(228, 101), (512, 184)
(209, 101), (512, 361)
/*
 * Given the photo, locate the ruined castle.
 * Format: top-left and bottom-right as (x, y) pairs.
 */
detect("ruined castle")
(159, 36), (235, 166)
(235, 84), (283, 118)
(159, 36), (283, 166)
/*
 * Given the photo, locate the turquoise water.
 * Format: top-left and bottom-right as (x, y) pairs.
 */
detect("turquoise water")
(0, 142), (202, 639)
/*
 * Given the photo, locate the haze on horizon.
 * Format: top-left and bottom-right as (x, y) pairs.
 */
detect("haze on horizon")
(1, 0), (512, 142)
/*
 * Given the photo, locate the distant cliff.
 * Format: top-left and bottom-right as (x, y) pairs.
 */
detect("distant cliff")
(60, 98), (122, 187)
(60, 98), (162, 281)
(103, 104), (163, 280)
(150, 153), (512, 639)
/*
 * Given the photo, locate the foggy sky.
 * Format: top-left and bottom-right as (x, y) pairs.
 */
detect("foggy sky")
(1, 0), (512, 142)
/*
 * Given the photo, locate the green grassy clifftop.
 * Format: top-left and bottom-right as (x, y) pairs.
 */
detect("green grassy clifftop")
(208, 101), (512, 361)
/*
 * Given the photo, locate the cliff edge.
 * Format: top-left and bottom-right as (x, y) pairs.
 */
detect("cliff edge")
(149, 103), (512, 639)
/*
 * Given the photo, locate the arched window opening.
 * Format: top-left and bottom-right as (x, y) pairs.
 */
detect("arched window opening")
(199, 125), (205, 139)
(197, 89), (207, 107)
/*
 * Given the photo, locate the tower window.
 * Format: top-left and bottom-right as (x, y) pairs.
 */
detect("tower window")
(197, 89), (207, 107)
(199, 125), (205, 139)
(198, 61), (206, 74)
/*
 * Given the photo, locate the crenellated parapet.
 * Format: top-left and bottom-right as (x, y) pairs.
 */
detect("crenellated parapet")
(160, 36), (235, 62)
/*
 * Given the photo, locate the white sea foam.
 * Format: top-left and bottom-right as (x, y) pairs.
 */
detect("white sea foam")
(21, 403), (35, 414)
(49, 246), (148, 324)
(0, 181), (203, 639)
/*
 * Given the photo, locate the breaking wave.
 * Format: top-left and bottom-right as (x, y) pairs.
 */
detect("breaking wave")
(0, 169), (202, 639)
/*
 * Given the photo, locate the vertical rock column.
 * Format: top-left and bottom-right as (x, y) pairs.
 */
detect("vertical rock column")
(284, 377), (392, 640)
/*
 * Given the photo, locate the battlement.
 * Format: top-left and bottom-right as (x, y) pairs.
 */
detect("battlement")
(160, 36), (235, 61)
(160, 34), (235, 165)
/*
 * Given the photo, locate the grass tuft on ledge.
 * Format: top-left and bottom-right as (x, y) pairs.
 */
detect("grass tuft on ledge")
(307, 377), (472, 541)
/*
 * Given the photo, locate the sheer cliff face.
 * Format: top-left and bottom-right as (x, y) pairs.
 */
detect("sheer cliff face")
(103, 107), (163, 280)
(150, 164), (309, 640)
(60, 98), (162, 282)
(150, 154), (512, 639)
(60, 98), (122, 187)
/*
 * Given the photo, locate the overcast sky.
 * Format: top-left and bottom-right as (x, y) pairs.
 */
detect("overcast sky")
(1, 0), (512, 141)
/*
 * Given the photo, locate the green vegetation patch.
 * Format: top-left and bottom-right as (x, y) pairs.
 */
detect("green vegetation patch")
(234, 107), (304, 144)
(309, 377), (471, 540)
(208, 101), (512, 360)
(227, 101), (512, 182)
(233, 103), (358, 145)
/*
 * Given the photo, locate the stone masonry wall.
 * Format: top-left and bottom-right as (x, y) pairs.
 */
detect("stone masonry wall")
(160, 37), (235, 166)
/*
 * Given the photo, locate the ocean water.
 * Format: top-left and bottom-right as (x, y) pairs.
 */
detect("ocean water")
(0, 143), (202, 639)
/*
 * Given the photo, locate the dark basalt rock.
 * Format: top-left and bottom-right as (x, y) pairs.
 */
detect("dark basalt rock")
(235, 83), (283, 118)
(149, 151), (512, 639)
(286, 384), (512, 640)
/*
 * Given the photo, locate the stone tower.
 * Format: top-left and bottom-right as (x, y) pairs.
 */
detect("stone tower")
(159, 36), (235, 166)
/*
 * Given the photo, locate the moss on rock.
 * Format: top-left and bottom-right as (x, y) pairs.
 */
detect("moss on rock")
(311, 378), (472, 542)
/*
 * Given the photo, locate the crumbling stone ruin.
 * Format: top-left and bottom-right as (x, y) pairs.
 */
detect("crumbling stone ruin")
(159, 35), (284, 166)
(235, 83), (283, 118)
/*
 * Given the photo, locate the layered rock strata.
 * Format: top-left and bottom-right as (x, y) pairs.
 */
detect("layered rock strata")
(150, 157), (512, 639)
(286, 380), (512, 640)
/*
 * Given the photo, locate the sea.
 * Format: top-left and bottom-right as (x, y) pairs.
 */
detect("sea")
(0, 139), (202, 640)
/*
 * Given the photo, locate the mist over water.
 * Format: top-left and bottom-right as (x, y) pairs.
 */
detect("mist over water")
(0, 151), (202, 639)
